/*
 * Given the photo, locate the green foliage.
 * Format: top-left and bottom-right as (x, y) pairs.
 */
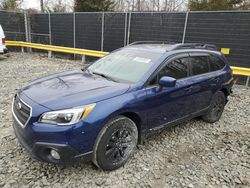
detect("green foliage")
(0, 0), (22, 10)
(74, 0), (115, 12)
(189, 0), (250, 11)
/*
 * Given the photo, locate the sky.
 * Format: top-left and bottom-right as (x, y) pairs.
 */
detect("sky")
(21, 0), (74, 11)
(22, 0), (40, 10)
(21, 0), (186, 12)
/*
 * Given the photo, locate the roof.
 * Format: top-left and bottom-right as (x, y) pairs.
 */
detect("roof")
(125, 41), (218, 54)
(125, 44), (175, 53)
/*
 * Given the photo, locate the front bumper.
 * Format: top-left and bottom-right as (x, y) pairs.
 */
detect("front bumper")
(13, 120), (93, 163)
(0, 48), (8, 54)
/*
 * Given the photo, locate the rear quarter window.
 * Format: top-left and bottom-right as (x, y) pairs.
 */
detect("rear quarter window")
(209, 55), (226, 71)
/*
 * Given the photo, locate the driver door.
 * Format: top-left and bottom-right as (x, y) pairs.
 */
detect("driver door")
(142, 54), (194, 132)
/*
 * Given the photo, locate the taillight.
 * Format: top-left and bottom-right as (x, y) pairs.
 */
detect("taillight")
(2, 38), (6, 44)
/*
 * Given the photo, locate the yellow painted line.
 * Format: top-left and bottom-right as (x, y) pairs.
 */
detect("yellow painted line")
(6, 40), (109, 58)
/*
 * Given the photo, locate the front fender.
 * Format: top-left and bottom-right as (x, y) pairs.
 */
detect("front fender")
(78, 90), (147, 151)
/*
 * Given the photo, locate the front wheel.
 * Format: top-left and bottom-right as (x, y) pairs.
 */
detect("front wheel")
(202, 91), (226, 123)
(93, 116), (138, 171)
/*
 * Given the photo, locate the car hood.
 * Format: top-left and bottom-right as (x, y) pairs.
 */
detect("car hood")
(21, 70), (130, 110)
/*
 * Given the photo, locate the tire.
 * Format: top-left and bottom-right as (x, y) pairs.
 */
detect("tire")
(202, 91), (226, 123)
(93, 116), (138, 171)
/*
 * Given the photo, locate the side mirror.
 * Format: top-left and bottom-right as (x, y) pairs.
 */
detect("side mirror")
(159, 76), (176, 88)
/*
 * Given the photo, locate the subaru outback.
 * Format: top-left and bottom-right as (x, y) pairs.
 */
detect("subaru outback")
(12, 42), (234, 171)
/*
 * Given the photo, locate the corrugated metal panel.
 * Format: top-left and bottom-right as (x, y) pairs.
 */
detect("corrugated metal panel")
(185, 12), (250, 67)
(75, 13), (102, 51)
(30, 14), (50, 44)
(0, 11), (25, 41)
(51, 14), (74, 47)
(129, 12), (186, 43)
(103, 13), (126, 52)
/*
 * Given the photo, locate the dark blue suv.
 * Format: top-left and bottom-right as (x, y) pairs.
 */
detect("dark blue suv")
(12, 42), (234, 171)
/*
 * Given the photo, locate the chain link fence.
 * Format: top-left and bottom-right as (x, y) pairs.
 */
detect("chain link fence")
(0, 10), (250, 68)
(30, 13), (50, 45)
(0, 10), (26, 41)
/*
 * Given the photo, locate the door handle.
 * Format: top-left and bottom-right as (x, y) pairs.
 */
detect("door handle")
(213, 77), (220, 82)
(185, 86), (193, 93)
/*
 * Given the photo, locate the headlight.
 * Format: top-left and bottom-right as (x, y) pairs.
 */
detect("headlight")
(39, 104), (96, 126)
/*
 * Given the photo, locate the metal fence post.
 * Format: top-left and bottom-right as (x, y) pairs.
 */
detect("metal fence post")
(82, 55), (86, 63)
(73, 12), (76, 49)
(48, 13), (52, 45)
(246, 76), (250, 88)
(73, 12), (76, 60)
(124, 12), (127, 46)
(48, 13), (52, 58)
(21, 11), (25, 53)
(24, 11), (31, 52)
(127, 12), (132, 45)
(182, 11), (189, 44)
(101, 12), (104, 51)
(24, 11), (29, 43)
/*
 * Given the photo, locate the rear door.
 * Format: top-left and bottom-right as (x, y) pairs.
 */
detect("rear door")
(187, 53), (216, 112)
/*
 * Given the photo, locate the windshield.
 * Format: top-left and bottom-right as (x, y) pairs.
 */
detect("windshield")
(87, 49), (164, 83)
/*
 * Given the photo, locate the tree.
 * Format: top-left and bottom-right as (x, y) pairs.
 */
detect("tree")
(39, 0), (73, 13)
(74, 0), (115, 12)
(51, 0), (67, 12)
(40, 0), (44, 12)
(43, 0), (68, 12)
(114, 0), (187, 12)
(188, 0), (250, 11)
(0, 0), (23, 10)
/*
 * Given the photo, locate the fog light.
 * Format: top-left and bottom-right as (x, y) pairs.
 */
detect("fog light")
(50, 149), (60, 160)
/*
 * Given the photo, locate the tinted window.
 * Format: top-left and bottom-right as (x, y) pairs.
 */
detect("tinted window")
(149, 57), (189, 85)
(209, 55), (226, 71)
(161, 58), (189, 79)
(190, 56), (209, 76)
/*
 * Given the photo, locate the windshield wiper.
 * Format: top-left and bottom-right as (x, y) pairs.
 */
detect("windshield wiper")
(82, 68), (93, 74)
(92, 72), (118, 83)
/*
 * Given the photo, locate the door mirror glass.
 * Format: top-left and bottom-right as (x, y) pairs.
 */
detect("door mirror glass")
(159, 76), (176, 88)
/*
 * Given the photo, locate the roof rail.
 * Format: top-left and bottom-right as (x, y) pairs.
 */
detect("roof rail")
(173, 43), (218, 51)
(128, 41), (175, 46)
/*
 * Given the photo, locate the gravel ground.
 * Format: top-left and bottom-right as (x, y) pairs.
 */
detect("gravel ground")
(0, 52), (249, 188)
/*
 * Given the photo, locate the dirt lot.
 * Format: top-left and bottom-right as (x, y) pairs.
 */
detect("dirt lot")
(0, 52), (249, 188)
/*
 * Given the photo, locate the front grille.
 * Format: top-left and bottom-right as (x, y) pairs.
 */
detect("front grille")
(13, 120), (33, 152)
(12, 95), (31, 128)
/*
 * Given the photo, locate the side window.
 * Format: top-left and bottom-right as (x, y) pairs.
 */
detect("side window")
(148, 57), (189, 85)
(161, 58), (189, 79)
(209, 55), (226, 71)
(190, 56), (210, 76)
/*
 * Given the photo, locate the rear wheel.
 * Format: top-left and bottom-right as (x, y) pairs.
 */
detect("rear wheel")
(202, 91), (226, 123)
(93, 116), (138, 171)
